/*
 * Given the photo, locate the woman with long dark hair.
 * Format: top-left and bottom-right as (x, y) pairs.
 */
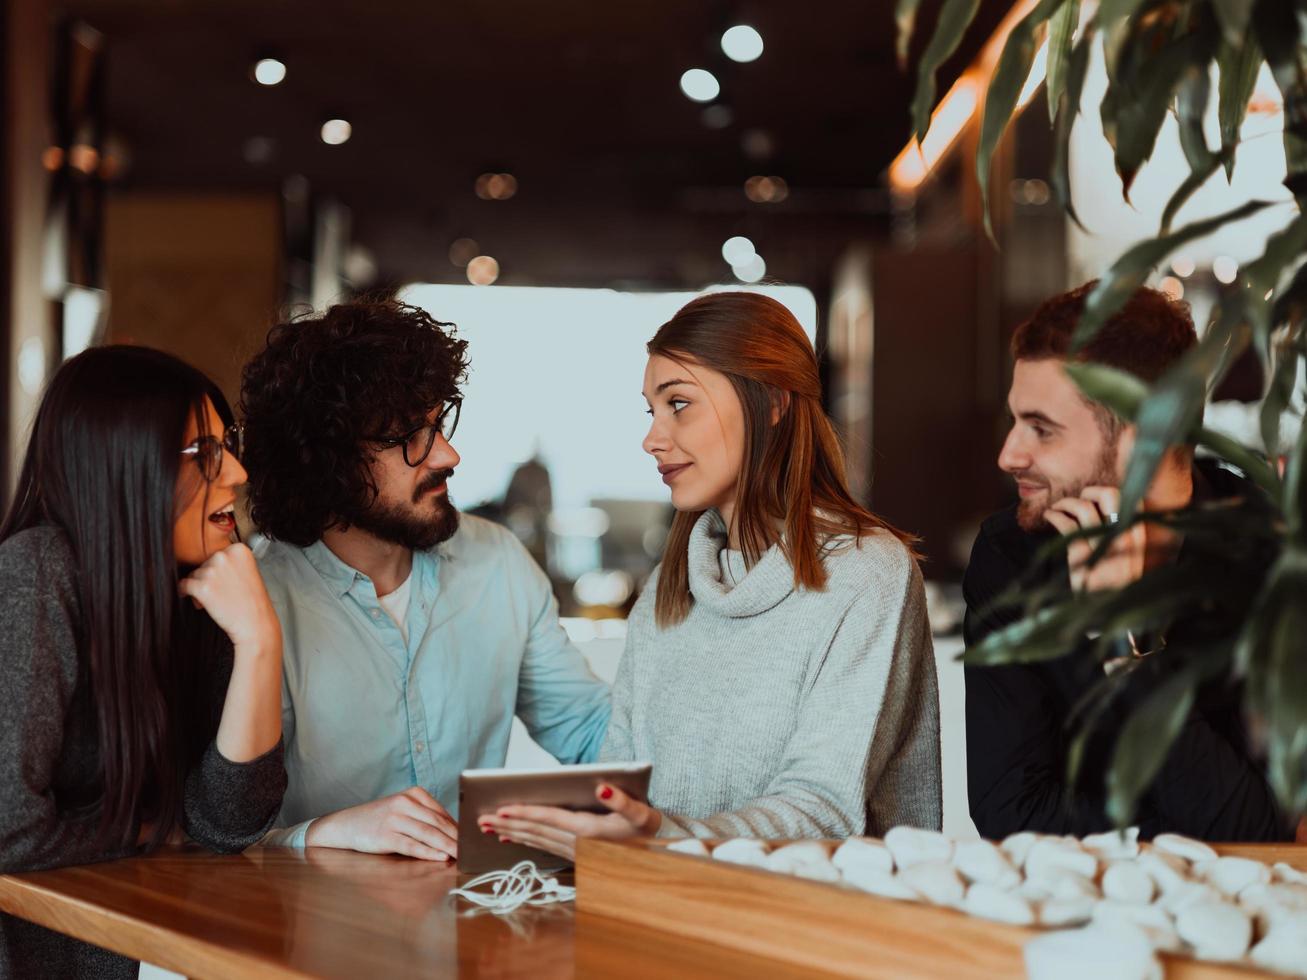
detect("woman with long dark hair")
(484, 292), (941, 856)
(0, 346), (286, 978)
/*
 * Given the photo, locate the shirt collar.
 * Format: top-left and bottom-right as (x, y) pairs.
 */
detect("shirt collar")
(302, 538), (452, 600)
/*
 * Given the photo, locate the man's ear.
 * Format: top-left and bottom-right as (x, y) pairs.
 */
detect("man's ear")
(770, 390), (791, 426)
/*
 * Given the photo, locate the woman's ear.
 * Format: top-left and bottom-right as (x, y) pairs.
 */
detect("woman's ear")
(770, 390), (791, 426)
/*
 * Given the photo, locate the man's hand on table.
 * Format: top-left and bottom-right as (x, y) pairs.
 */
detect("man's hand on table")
(306, 786), (458, 861)
(480, 782), (662, 861)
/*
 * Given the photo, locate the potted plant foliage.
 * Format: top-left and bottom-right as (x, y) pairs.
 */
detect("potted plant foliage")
(898, 0), (1305, 824)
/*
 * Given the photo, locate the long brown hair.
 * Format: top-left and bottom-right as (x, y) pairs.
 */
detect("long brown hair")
(648, 291), (916, 627)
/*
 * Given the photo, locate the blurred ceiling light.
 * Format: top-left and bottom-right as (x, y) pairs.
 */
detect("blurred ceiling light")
(721, 236), (756, 266)
(253, 58), (287, 86)
(41, 146), (64, 172)
(744, 175), (789, 203)
(467, 255), (500, 286)
(680, 68), (721, 103)
(1171, 255), (1196, 278)
(243, 136), (276, 166)
(449, 237), (480, 267)
(701, 104), (734, 129)
(320, 118), (352, 145)
(1213, 256), (1239, 284)
(1158, 276), (1184, 301)
(741, 128), (774, 160)
(721, 25), (764, 63)
(343, 245), (378, 287)
(733, 253), (767, 283)
(475, 172), (518, 201)
(68, 144), (99, 175)
(888, 76), (979, 191)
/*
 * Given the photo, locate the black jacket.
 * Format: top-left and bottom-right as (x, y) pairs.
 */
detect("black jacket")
(962, 460), (1290, 842)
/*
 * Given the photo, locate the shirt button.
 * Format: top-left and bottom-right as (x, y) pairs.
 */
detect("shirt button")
(414, 741), (426, 754)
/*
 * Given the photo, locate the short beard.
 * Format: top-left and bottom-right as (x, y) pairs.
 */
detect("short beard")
(345, 469), (460, 550)
(1016, 440), (1120, 532)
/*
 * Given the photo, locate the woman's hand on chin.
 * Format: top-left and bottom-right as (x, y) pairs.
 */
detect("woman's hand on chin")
(479, 783), (662, 861)
(179, 543), (281, 658)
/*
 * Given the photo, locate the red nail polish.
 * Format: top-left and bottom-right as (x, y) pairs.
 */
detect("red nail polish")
(499, 836), (508, 843)
(599, 785), (614, 800)
(483, 826), (494, 835)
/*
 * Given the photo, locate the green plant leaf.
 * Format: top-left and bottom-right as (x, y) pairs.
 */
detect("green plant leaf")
(1072, 199), (1276, 350)
(1261, 548), (1307, 811)
(1045, 0), (1081, 123)
(1243, 212), (1307, 349)
(1051, 29), (1095, 228)
(1160, 152), (1230, 234)
(895, 0), (926, 68)
(911, 0), (982, 144)
(1211, 0), (1252, 48)
(978, 0), (1068, 242)
(1100, 17), (1218, 200)
(1177, 65), (1215, 175)
(1116, 308), (1241, 525)
(1261, 343), (1301, 460)
(1217, 34), (1264, 180)
(1093, 0), (1151, 28)
(1251, 0), (1307, 197)
(1196, 426), (1283, 501)
(1286, 381), (1307, 539)
(1105, 664), (1196, 826)
(1066, 665), (1136, 789)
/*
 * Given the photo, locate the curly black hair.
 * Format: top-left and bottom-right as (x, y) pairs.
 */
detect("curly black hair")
(239, 298), (470, 545)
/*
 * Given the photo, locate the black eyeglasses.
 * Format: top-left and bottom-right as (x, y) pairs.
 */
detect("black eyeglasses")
(181, 423), (243, 481)
(369, 401), (461, 467)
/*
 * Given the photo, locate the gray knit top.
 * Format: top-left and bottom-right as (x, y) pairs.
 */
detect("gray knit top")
(600, 510), (941, 839)
(0, 526), (287, 980)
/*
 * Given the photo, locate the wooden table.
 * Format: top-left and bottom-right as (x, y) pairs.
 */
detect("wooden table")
(0, 845), (816, 979)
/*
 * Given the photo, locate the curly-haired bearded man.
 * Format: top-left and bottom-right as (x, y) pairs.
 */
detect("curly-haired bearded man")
(240, 299), (610, 860)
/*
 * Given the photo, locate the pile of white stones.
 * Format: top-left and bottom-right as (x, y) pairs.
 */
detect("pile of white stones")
(665, 828), (1307, 978)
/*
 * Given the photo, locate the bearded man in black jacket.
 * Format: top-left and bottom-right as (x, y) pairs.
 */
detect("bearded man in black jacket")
(964, 282), (1293, 843)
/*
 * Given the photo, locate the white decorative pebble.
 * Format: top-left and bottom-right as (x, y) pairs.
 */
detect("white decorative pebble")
(1204, 855), (1272, 897)
(1001, 831), (1038, 869)
(832, 837), (893, 876)
(962, 882), (1035, 925)
(1039, 897), (1095, 927)
(1174, 900), (1252, 961)
(898, 860), (965, 907)
(1083, 828), (1141, 861)
(1026, 839), (1097, 883)
(1102, 861), (1156, 906)
(765, 842), (839, 882)
(952, 839), (1021, 889)
(1092, 900), (1183, 953)
(1273, 862), (1307, 886)
(665, 838), (709, 857)
(884, 826), (953, 869)
(1159, 879), (1221, 915)
(1249, 911), (1307, 975)
(711, 838), (769, 867)
(1137, 850), (1191, 893)
(841, 865), (918, 900)
(1024, 924), (1162, 980)
(1152, 833), (1217, 864)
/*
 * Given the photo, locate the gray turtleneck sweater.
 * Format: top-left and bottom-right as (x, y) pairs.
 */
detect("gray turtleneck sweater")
(600, 510), (941, 839)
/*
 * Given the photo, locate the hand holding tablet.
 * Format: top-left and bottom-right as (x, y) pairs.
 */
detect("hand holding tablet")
(458, 762), (653, 873)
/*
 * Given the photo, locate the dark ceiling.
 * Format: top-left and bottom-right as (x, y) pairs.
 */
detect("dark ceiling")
(63, 0), (1006, 290)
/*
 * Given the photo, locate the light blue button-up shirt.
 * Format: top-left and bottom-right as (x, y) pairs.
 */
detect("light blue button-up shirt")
(255, 514), (611, 846)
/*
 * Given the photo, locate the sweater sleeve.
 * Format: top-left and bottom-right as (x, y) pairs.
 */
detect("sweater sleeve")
(658, 551), (941, 840)
(598, 569), (656, 766)
(182, 647), (287, 853)
(0, 530), (131, 872)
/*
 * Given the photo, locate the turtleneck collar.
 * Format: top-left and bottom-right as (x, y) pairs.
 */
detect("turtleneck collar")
(685, 510), (795, 618)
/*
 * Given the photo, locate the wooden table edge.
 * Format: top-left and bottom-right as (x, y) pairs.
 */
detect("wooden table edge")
(0, 872), (310, 980)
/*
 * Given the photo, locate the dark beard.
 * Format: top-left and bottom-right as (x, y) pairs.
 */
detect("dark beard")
(346, 469), (460, 550)
(1016, 442), (1121, 532)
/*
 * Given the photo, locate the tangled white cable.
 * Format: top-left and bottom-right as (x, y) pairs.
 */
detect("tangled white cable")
(449, 860), (577, 915)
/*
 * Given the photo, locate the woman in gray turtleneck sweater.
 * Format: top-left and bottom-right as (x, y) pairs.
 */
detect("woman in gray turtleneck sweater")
(486, 292), (941, 856)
